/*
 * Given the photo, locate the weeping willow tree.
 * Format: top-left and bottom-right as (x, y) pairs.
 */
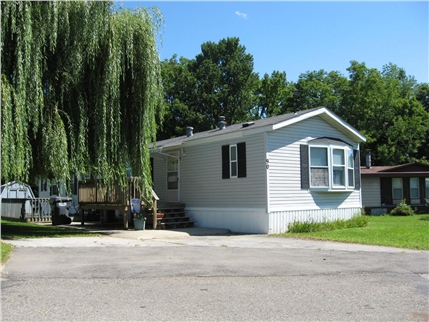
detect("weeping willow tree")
(1, 1), (164, 198)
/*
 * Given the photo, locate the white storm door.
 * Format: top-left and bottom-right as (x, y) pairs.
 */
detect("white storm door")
(166, 154), (179, 202)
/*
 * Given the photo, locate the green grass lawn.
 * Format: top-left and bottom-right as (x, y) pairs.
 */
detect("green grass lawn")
(1, 219), (100, 240)
(280, 215), (429, 250)
(1, 219), (100, 264)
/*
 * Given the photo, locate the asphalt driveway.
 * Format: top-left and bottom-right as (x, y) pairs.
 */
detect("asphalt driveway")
(1, 228), (428, 321)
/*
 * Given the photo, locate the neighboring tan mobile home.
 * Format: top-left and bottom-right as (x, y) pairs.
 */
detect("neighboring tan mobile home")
(361, 162), (429, 215)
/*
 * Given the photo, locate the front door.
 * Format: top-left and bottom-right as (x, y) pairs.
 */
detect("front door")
(166, 154), (179, 202)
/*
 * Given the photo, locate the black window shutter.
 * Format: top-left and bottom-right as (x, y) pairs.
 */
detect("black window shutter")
(354, 149), (361, 190)
(237, 142), (247, 178)
(222, 145), (230, 179)
(300, 145), (309, 189)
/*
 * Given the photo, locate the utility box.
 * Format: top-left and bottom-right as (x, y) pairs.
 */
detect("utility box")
(50, 197), (72, 225)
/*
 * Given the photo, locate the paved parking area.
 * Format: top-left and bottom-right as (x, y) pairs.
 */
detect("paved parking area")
(1, 227), (428, 321)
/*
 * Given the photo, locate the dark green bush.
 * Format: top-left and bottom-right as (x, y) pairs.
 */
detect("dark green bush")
(390, 200), (414, 216)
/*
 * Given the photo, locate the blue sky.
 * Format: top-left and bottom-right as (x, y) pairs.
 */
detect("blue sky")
(122, 1), (428, 84)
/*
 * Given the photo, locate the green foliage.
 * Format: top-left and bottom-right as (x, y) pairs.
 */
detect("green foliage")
(287, 214), (369, 233)
(1, 2), (164, 198)
(254, 71), (294, 118)
(1, 242), (13, 264)
(390, 200), (415, 216)
(160, 46), (429, 166)
(419, 215), (429, 221)
(158, 37), (259, 139)
(289, 69), (348, 114)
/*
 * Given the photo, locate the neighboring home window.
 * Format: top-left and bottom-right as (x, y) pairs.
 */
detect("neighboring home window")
(410, 177), (419, 199)
(304, 142), (357, 191)
(41, 180), (48, 192)
(222, 142), (246, 179)
(50, 182), (59, 196)
(392, 178), (403, 200)
(426, 178), (429, 199)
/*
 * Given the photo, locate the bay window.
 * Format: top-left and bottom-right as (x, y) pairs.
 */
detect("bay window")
(302, 139), (359, 191)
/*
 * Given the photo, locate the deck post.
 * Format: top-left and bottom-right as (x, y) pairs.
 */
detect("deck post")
(80, 208), (85, 226)
(153, 199), (157, 229)
(123, 207), (128, 230)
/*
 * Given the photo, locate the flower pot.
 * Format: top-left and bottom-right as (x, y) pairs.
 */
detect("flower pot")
(133, 218), (146, 230)
(157, 213), (164, 219)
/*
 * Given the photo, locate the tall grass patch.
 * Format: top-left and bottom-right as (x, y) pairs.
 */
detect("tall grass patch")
(288, 215), (369, 233)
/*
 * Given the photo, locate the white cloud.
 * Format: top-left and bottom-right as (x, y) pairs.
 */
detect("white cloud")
(235, 11), (248, 19)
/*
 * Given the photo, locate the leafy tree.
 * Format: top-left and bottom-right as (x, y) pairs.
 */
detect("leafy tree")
(415, 83), (429, 113)
(255, 71), (294, 118)
(158, 55), (197, 139)
(342, 61), (429, 165)
(1, 1), (164, 196)
(189, 37), (259, 129)
(289, 69), (348, 115)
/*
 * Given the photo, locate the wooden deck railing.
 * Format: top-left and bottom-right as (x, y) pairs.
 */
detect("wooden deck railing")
(78, 177), (159, 229)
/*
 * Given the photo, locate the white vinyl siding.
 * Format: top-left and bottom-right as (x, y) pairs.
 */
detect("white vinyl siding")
(267, 116), (362, 212)
(179, 134), (266, 208)
(152, 155), (167, 201)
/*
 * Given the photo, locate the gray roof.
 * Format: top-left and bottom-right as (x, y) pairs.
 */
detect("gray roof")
(153, 107), (363, 149)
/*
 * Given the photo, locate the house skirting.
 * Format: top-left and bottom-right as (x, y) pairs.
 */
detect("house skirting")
(269, 207), (363, 234)
(186, 206), (362, 234)
(185, 207), (269, 234)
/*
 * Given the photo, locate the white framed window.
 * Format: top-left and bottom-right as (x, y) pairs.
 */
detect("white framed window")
(230, 144), (238, 178)
(410, 177), (420, 199)
(392, 178), (403, 200)
(222, 143), (246, 179)
(332, 148), (345, 187)
(310, 147), (329, 187)
(308, 144), (355, 191)
(167, 156), (178, 190)
(347, 149), (354, 188)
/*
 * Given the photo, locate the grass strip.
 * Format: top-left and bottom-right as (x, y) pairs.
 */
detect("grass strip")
(280, 215), (429, 250)
(1, 219), (100, 239)
(1, 242), (13, 264)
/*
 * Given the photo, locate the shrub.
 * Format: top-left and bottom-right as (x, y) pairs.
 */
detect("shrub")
(390, 200), (414, 216)
(287, 214), (369, 233)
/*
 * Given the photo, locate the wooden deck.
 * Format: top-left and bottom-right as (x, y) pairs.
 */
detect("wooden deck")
(78, 177), (159, 229)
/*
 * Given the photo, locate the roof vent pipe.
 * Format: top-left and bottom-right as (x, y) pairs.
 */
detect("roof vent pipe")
(186, 126), (194, 137)
(218, 116), (226, 130)
(366, 149), (371, 169)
